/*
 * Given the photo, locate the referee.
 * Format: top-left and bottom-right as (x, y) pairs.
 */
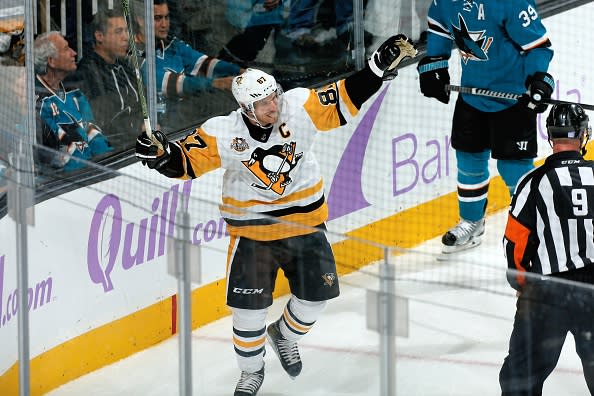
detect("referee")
(499, 103), (594, 396)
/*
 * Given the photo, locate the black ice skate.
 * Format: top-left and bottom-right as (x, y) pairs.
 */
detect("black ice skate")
(266, 320), (302, 378)
(441, 218), (485, 255)
(234, 366), (265, 396)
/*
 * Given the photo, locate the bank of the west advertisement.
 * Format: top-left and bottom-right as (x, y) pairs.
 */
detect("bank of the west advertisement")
(1, 4), (593, 394)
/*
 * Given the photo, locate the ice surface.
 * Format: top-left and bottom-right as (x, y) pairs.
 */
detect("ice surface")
(47, 210), (589, 396)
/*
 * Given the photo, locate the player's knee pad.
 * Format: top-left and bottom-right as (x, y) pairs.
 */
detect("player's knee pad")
(279, 296), (327, 341)
(232, 307), (267, 372)
(497, 159), (534, 195)
(456, 150), (490, 184)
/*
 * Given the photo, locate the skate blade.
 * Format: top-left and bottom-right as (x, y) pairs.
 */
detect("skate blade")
(437, 239), (482, 261)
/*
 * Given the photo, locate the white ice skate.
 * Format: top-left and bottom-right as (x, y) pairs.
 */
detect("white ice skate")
(438, 218), (485, 260)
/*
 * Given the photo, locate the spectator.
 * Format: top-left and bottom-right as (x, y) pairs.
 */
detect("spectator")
(0, 4), (25, 66)
(368, 0), (429, 43)
(283, 0), (353, 50)
(275, 0), (374, 69)
(0, 66), (26, 190)
(76, 7), (143, 151)
(166, 0), (219, 53)
(219, 0), (284, 67)
(34, 31), (112, 172)
(137, 0), (243, 131)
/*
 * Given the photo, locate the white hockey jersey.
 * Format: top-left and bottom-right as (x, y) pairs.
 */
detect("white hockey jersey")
(167, 79), (362, 241)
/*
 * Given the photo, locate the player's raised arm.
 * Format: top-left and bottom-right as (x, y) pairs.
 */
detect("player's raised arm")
(344, 34), (418, 108)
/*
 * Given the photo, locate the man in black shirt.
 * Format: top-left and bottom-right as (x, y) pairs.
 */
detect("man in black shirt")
(76, 7), (142, 151)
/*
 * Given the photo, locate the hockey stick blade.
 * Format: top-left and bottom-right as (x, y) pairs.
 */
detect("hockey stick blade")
(446, 84), (594, 111)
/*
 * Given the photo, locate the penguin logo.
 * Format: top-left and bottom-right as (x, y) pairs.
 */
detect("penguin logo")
(321, 273), (336, 287)
(242, 142), (303, 195)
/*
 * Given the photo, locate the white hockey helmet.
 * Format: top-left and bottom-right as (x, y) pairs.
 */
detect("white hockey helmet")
(231, 68), (282, 125)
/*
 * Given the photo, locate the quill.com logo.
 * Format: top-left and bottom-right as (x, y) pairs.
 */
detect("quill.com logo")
(0, 255), (53, 328)
(86, 180), (229, 292)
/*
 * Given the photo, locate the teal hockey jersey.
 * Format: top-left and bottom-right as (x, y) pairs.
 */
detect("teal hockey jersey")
(426, 0), (554, 111)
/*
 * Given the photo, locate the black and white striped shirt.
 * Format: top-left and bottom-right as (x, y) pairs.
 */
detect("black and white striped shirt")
(504, 150), (594, 289)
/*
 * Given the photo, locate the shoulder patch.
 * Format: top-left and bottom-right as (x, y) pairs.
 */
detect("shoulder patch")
(230, 137), (249, 152)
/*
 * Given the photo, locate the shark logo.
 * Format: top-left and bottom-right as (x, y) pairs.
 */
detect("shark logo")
(242, 142), (303, 195)
(451, 13), (493, 64)
(58, 109), (88, 150)
(61, 109), (84, 130)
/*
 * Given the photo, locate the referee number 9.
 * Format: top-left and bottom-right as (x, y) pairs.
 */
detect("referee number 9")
(572, 188), (588, 216)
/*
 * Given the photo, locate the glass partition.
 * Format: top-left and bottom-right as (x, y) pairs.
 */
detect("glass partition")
(1, 1), (592, 395)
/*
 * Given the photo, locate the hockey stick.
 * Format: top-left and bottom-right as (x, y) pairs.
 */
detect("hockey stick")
(121, 0), (155, 141)
(446, 84), (594, 111)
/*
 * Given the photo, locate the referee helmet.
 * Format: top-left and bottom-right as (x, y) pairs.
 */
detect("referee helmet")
(546, 103), (591, 140)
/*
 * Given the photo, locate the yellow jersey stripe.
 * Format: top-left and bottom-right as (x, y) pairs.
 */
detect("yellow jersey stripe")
(283, 310), (311, 333)
(222, 179), (324, 209)
(233, 335), (266, 349)
(227, 203), (328, 241)
(338, 79), (358, 117)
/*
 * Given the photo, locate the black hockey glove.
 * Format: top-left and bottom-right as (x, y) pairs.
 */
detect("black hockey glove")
(518, 71), (554, 113)
(59, 123), (83, 146)
(417, 55), (450, 104)
(59, 130), (74, 147)
(368, 34), (418, 80)
(135, 130), (171, 170)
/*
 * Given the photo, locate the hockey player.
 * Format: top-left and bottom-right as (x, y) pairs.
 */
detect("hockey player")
(417, 0), (554, 255)
(136, 35), (417, 396)
(499, 103), (594, 395)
